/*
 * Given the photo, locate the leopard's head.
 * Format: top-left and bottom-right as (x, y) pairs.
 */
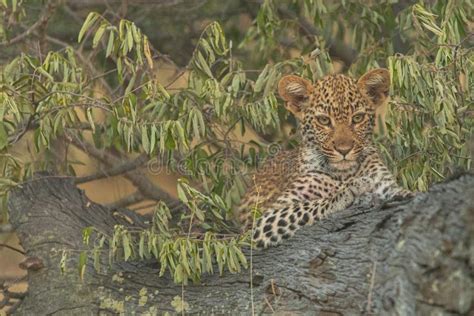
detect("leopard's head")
(278, 69), (390, 171)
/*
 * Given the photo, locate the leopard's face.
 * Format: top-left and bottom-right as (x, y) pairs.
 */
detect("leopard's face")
(302, 75), (377, 170)
(278, 69), (390, 171)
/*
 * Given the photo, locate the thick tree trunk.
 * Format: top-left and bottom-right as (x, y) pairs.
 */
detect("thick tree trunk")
(7, 173), (474, 315)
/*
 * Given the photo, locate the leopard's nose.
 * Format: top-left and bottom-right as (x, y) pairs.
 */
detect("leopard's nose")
(333, 141), (354, 156)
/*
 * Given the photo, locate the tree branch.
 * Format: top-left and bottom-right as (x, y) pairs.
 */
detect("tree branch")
(276, 6), (358, 68)
(7, 173), (474, 314)
(105, 190), (144, 209)
(44, 34), (114, 95)
(67, 132), (181, 209)
(0, 0), (58, 47)
(74, 153), (149, 184)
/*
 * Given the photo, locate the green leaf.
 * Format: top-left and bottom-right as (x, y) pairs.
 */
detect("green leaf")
(92, 22), (107, 48)
(0, 122), (7, 150)
(86, 108), (95, 133)
(78, 12), (99, 42)
(149, 125), (157, 154)
(124, 72), (136, 96)
(141, 125), (149, 153)
(127, 27), (134, 52)
(157, 84), (170, 99)
(254, 64), (269, 93)
(171, 295), (189, 313)
(203, 243), (213, 274)
(143, 37), (153, 68)
(123, 233), (132, 261)
(177, 183), (188, 203)
(196, 52), (213, 78)
(78, 251), (87, 281)
(139, 232), (145, 259)
(37, 67), (54, 81)
(82, 226), (93, 245)
(106, 30), (115, 57)
(93, 248), (101, 272)
(59, 250), (68, 273)
(193, 205), (205, 222)
(235, 245), (248, 268)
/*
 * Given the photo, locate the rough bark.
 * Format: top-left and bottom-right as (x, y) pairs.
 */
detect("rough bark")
(7, 173), (474, 315)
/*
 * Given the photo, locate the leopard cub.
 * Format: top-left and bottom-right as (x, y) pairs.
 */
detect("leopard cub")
(237, 69), (412, 248)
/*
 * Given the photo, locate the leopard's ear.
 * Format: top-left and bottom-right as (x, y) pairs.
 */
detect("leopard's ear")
(357, 68), (390, 108)
(278, 75), (312, 119)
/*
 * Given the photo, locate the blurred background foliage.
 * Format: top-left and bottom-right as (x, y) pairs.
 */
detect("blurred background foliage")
(0, 0), (472, 285)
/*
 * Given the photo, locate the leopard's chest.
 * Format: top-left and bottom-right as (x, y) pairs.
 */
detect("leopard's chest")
(288, 171), (345, 201)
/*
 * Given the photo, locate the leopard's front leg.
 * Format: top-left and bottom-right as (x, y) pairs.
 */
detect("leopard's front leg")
(355, 155), (414, 201)
(251, 185), (357, 248)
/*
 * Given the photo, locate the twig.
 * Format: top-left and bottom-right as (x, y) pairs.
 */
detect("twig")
(0, 0), (58, 47)
(119, 0), (129, 18)
(366, 261), (377, 314)
(44, 35), (114, 95)
(276, 5), (357, 67)
(7, 115), (34, 145)
(164, 68), (188, 89)
(0, 243), (25, 255)
(106, 191), (144, 210)
(67, 132), (181, 210)
(129, 201), (158, 211)
(263, 296), (275, 313)
(249, 174), (261, 316)
(75, 153), (149, 184)
(62, 4), (85, 24)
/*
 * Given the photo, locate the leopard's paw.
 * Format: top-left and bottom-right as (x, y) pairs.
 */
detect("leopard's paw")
(353, 192), (383, 208)
(348, 176), (374, 196)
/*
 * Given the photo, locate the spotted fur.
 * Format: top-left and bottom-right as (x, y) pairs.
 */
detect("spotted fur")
(237, 69), (412, 248)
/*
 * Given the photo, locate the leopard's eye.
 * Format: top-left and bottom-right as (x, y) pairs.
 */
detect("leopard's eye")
(316, 116), (331, 126)
(352, 113), (365, 124)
